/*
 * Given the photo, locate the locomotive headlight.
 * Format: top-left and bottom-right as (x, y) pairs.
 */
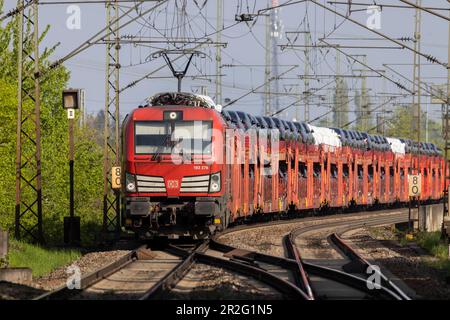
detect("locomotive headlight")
(126, 172), (136, 192)
(209, 172), (221, 193)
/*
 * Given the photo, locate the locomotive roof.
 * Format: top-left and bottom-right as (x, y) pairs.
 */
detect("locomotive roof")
(147, 92), (220, 110)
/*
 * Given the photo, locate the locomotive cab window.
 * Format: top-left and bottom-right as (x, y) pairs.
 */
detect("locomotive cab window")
(135, 120), (213, 155)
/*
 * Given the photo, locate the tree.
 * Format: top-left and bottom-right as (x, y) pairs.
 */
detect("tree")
(332, 77), (349, 128)
(385, 105), (444, 148)
(354, 89), (372, 132)
(0, 4), (104, 244)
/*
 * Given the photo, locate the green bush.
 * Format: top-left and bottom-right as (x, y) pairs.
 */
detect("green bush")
(0, 3), (104, 245)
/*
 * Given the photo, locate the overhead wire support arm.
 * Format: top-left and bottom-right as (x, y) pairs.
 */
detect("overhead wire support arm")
(120, 39), (225, 93)
(118, 18), (241, 94)
(223, 65), (299, 109)
(270, 78), (338, 117)
(319, 39), (414, 94)
(340, 95), (404, 129)
(280, 44), (406, 50)
(0, 0), (161, 22)
(307, 0), (447, 68)
(100, 38), (227, 46)
(46, 0), (169, 74)
(383, 64), (449, 104)
(398, 0), (450, 22)
(0, 0), (34, 23)
(327, 1), (450, 12)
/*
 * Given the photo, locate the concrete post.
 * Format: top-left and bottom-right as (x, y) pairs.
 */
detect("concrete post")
(0, 227), (8, 260)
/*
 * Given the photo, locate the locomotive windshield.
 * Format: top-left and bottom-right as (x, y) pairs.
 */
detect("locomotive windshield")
(135, 120), (212, 155)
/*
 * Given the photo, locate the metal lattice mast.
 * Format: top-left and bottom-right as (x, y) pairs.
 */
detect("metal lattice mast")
(381, 77), (387, 135)
(264, 10), (271, 116)
(103, 0), (121, 235)
(361, 55), (368, 131)
(334, 47), (341, 127)
(442, 6), (450, 235)
(215, 0), (223, 105)
(412, 0), (422, 163)
(15, 0), (44, 243)
(410, 0), (423, 230)
(270, 0), (282, 114)
(304, 32), (310, 122)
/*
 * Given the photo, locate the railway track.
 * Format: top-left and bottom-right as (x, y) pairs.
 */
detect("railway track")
(35, 243), (206, 300)
(35, 240), (308, 300)
(214, 207), (419, 300)
(35, 207), (422, 300)
(284, 212), (412, 300)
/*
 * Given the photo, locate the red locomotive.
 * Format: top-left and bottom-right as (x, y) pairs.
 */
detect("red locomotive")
(121, 92), (446, 239)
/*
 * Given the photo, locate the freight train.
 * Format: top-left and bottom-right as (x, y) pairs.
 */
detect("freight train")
(121, 92), (445, 239)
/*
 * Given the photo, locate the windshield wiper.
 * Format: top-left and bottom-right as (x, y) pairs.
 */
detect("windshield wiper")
(151, 134), (171, 162)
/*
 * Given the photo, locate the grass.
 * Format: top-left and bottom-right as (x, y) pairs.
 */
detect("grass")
(7, 240), (81, 277)
(413, 232), (450, 276)
(386, 228), (450, 277)
(416, 232), (449, 260)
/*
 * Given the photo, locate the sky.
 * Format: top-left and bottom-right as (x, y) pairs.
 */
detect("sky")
(2, 0), (450, 129)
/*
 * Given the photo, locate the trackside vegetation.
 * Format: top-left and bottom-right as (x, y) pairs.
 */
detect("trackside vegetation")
(0, 1), (104, 245)
(415, 232), (450, 275)
(7, 240), (81, 277)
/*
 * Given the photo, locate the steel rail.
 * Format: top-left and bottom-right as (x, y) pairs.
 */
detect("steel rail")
(289, 212), (408, 239)
(283, 234), (315, 299)
(329, 233), (411, 300)
(140, 241), (209, 300)
(34, 248), (140, 300)
(302, 262), (403, 300)
(36, 242), (204, 300)
(210, 240), (403, 299)
(195, 252), (310, 300)
(166, 242), (310, 300)
(210, 221), (404, 299)
(288, 213), (411, 300)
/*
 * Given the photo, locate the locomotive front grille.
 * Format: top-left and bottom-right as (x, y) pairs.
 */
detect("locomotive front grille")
(136, 175), (166, 193)
(180, 175), (210, 193)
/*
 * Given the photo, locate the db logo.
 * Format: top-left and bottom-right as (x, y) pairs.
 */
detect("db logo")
(167, 180), (179, 189)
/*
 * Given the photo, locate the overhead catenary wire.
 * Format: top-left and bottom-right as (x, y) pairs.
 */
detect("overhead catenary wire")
(44, 0), (169, 76)
(320, 39), (414, 94)
(307, 0), (447, 68)
(223, 65), (299, 108)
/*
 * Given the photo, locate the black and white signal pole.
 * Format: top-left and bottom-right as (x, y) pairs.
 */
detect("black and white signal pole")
(63, 89), (83, 245)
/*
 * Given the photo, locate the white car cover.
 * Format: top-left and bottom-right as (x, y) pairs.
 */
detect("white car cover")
(307, 124), (342, 148)
(386, 137), (406, 154)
